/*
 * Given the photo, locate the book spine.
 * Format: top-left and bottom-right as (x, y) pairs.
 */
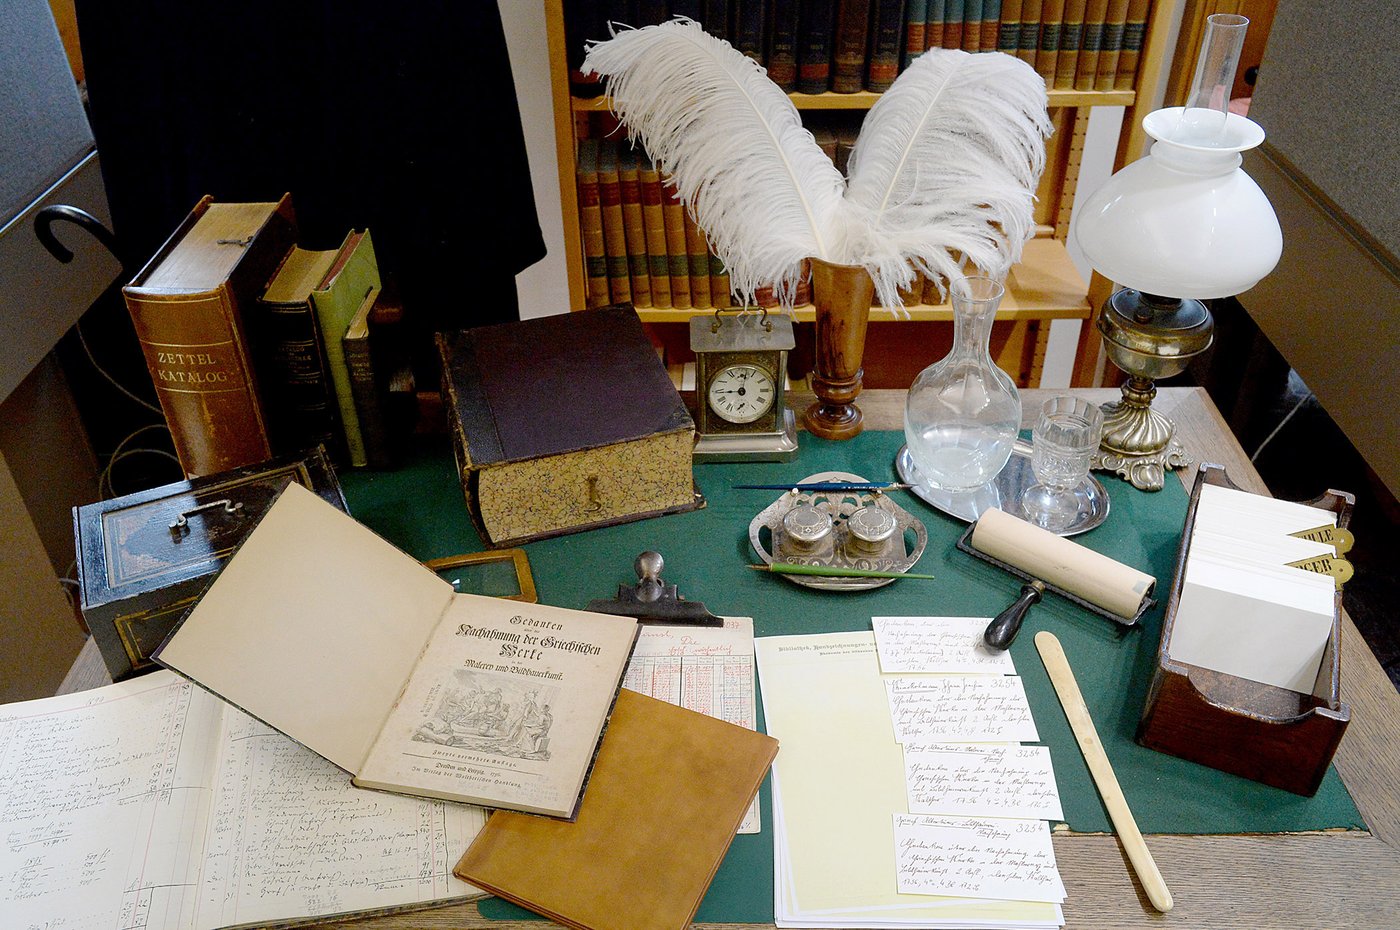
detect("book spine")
(982, 0), (1002, 51)
(926, 0), (945, 49)
(701, 0), (729, 37)
(617, 146), (653, 307)
(125, 288), (273, 477)
(962, 0), (983, 51)
(732, 0), (766, 62)
(662, 185), (692, 308)
(1076, 0), (1108, 89)
(767, 0), (800, 90)
(597, 141), (633, 305)
(576, 140), (611, 308)
(343, 321), (392, 469)
(252, 293), (344, 461)
(1036, 0), (1064, 84)
(904, 0), (928, 69)
(1055, 0), (1085, 89)
(797, 0), (836, 94)
(683, 210), (712, 309)
(867, 0), (906, 91)
(1017, 0), (1041, 63)
(830, 0), (870, 93)
(943, 0), (964, 49)
(638, 157), (672, 309)
(708, 251), (731, 308)
(1115, 0), (1149, 90)
(1096, 0), (1129, 89)
(998, 0), (1022, 54)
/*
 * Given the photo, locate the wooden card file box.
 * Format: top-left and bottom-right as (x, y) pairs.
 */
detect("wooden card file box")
(1137, 464), (1352, 796)
(73, 449), (347, 680)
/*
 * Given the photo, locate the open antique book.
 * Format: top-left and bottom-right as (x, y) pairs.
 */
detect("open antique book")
(155, 481), (640, 819)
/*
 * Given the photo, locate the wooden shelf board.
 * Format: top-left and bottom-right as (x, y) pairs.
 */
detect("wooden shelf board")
(572, 87), (1134, 113)
(632, 239), (1090, 324)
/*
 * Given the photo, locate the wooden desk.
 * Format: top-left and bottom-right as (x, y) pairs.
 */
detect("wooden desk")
(60, 388), (1400, 929)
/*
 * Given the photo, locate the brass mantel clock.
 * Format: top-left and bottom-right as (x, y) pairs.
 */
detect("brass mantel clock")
(690, 309), (799, 462)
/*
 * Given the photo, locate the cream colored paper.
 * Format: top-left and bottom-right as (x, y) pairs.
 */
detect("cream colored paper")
(156, 481), (453, 773)
(0, 670), (482, 930)
(970, 507), (1155, 618)
(872, 616), (1017, 674)
(756, 632), (1061, 926)
(623, 616), (761, 833)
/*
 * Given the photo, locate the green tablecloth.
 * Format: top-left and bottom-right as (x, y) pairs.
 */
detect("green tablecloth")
(340, 430), (1363, 924)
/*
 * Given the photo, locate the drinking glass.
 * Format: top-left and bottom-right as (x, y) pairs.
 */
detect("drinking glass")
(1022, 396), (1104, 533)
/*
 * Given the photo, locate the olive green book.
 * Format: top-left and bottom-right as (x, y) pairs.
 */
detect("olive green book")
(310, 229), (381, 467)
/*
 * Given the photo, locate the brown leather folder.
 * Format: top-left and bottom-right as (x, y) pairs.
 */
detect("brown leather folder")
(454, 688), (778, 930)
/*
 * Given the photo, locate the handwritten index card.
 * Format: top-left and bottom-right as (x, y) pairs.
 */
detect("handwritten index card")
(872, 616), (1017, 675)
(885, 676), (1040, 743)
(893, 814), (1066, 903)
(902, 744), (1063, 820)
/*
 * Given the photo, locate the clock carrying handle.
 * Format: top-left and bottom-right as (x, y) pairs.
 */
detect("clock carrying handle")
(711, 305), (771, 332)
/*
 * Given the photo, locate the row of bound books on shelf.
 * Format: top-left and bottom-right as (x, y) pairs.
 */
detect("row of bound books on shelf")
(568, 0), (1150, 96)
(577, 131), (961, 312)
(122, 196), (413, 478)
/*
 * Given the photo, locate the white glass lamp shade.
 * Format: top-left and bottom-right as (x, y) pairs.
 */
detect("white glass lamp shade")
(1073, 107), (1283, 299)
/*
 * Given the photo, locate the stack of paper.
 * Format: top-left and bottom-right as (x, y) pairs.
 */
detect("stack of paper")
(756, 620), (1065, 929)
(1169, 484), (1339, 692)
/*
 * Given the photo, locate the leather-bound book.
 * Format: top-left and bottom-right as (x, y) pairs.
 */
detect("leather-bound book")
(661, 184), (692, 309)
(436, 305), (702, 547)
(254, 244), (343, 461)
(796, 0), (837, 94)
(767, 0), (801, 90)
(832, 0), (873, 92)
(638, 155), (672, 309)
(455, 688), (778, 930)
(577, 139), (611, 308)
(867, 0), (907, 91)
(123, 195), (295, 477)
(617, 144), (652, 308)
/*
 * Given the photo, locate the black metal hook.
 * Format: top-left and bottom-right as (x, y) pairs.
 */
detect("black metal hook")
(34, 205), (120, 264)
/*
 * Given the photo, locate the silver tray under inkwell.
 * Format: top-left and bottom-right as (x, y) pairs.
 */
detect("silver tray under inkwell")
(895, 439), (1110, 535)
(748, 471), (929, 591)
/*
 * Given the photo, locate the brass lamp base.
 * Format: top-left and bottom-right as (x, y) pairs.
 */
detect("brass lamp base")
(1091, 377), (1194, 491)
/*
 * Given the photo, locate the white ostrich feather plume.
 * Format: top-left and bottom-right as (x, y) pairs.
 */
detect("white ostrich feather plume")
(582, 20), (847, 305)
(582, 22), (1051, 311)
(844, 49), (1053, 308)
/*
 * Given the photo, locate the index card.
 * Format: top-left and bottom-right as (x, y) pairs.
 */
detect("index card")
(894, 814), (1066, 903)
(903, 743), (1063, 821)
(873, 616), (1018, 675)
(885, 676), (1040, 743)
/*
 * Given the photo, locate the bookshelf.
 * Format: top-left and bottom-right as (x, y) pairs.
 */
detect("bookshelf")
(543, 0), (1181, 387)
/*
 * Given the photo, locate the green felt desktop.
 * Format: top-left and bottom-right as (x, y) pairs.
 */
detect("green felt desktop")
(339, 430), (1363, 924)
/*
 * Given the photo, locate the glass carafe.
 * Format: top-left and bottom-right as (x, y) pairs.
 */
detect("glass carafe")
(904, 275), (1021, 492)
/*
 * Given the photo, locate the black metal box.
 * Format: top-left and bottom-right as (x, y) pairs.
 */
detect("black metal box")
(73, 449), (347, 680)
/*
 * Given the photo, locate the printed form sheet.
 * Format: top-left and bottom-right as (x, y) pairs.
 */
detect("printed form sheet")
(622, 616), (760, 833)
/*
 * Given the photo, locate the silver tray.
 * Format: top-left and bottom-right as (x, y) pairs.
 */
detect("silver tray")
(748, 471), (929, 591)
(894, 440), (1109, 536)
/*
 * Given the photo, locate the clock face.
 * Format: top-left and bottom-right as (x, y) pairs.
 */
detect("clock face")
(707, 364), (776, 424)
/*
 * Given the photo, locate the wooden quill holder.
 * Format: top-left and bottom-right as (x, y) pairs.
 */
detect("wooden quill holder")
(1137, 464), (1352, 796)
(803, 258), (873, 440)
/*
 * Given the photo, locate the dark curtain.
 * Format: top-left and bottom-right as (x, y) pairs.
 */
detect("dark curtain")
(74, 0), (546, 353)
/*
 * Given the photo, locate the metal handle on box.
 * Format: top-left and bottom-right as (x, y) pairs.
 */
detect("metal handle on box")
(169, 499), (245, 538)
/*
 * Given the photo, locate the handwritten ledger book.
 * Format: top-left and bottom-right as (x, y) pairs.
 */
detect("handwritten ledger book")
(455, 688), (778, 930)
(0, 670), (484, 929)
(154, 481), (640, 818)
